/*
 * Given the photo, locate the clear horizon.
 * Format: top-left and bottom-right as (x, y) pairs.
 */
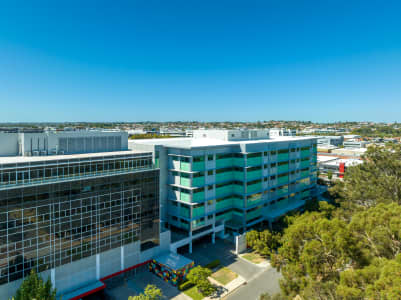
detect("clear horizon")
(1, 1), (401, 123)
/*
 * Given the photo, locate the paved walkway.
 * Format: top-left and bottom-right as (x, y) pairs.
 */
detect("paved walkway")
(225, 267), (282, 300)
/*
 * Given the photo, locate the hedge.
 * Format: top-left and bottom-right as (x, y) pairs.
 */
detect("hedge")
(178, 280), (195, 291)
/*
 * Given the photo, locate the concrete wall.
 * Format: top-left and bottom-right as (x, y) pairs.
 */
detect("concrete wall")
(0, 132), (19, 156)
(0, 131), (128, 156)
(0, 230), (172, 300)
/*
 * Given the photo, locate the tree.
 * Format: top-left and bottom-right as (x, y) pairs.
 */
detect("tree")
(13, 269), (57, 300)
(186, 266), (215, 296)
(128, 284), (163, 300)
(331, 144), (401, 212)
(246, 229), (281, 257)
(327, 170), (333, 181)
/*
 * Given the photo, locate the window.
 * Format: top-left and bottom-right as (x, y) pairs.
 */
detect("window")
(208, 185), (213, 190)
(208, 154), (213, 161)
(207, 215), (213, 220)
(207, 200), (213, 205)
(208, 170), (214, 176)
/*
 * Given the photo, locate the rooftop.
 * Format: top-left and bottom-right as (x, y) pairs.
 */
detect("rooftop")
(0, 150), (150, 165)
(153, 252), (193, 271)
(129, 135), (316, 149)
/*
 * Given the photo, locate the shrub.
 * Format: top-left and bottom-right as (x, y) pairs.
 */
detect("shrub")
(178, 280), (194, 291)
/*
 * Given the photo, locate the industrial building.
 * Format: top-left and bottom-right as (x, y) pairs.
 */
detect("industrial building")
(130, 129), (318, 254)
(0, 129), (128, 157)
(317, 155), (362, 179)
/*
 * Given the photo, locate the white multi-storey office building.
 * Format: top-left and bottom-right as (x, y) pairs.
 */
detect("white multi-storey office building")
(130, 130), (318, 253)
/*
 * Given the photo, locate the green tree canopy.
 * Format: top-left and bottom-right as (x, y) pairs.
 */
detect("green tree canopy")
(331, 144), (401, 213)
(186, 266), (215, 296)
(13, 269), (56, 300)
(128, 284), (163, 300)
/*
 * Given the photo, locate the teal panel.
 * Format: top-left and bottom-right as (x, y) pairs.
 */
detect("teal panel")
(278, 153), (289, 161)
(180, 207), (190, 218)
(193, 161), (205, 171)
(277, 164), (289, 173)
(246, 209), (262, 221)
(192, 206), (205, 218)
(247, 183), (262, 194)
(300, 160), (310, 169)
(192, 176), (205, 187)
(234, 184), (245, 194)
(247, 157), (262, 166)
(216, 158), (233, 169)
(192, 191), (205, 203)
(301, 170), (309, 178)
(180, 177), (191, 187)
(216, 172), (234, 182)
(180, 162), (191, 171)
(180, 192), (191, 202)
(216, 185), (233, 197)
(233, 158), (245, 167)
(247, 170), (262, 181)
(216, 198), (233, 210)
(301, 150), (310, 158)
(277, 176), (289, 185)
(234, 171), (245, 181)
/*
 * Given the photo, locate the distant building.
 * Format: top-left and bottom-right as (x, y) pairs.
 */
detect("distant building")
(318, 155), (362, 179)
(269, 128), (296, 138)
(343, 140), (368, 149)
(317, 136), (344, 147)
(0, 130), (128, 157)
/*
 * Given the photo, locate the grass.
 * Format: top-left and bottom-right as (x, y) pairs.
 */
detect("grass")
(211, 267), (238, 285)
(242, 252), (265, 264)
(183, 285), (204, 300)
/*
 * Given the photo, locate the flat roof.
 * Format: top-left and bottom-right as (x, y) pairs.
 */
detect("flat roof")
(129, 136), (317, 149)
(0, 150), (151, 164)
(153, 252), (193, 270)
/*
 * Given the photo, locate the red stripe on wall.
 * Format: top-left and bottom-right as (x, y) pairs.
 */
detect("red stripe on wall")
(66, 260), (151, 299)
(100, 260), (151, 282)
(68, 283), (106, 300)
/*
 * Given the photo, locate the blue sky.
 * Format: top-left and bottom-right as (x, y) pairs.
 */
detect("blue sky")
(1, 0), (401, 123)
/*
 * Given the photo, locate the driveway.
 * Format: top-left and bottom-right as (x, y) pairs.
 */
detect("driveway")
(225, 267), (282, 300)
(186, 239), (263, 281)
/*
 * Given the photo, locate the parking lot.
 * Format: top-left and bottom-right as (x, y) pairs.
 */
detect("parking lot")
(104, 270), (189, 300)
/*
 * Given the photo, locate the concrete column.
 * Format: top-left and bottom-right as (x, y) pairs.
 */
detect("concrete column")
(51, 268), (55, 288)
(96, 254), (100, 280)
(212, 232), (215, 244)
(189, 242), (193, 254)
(121, 246), (125, 271)
(268, 220), (273, 230)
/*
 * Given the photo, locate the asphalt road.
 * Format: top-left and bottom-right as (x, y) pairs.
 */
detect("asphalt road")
(226, 267), (282, 300)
